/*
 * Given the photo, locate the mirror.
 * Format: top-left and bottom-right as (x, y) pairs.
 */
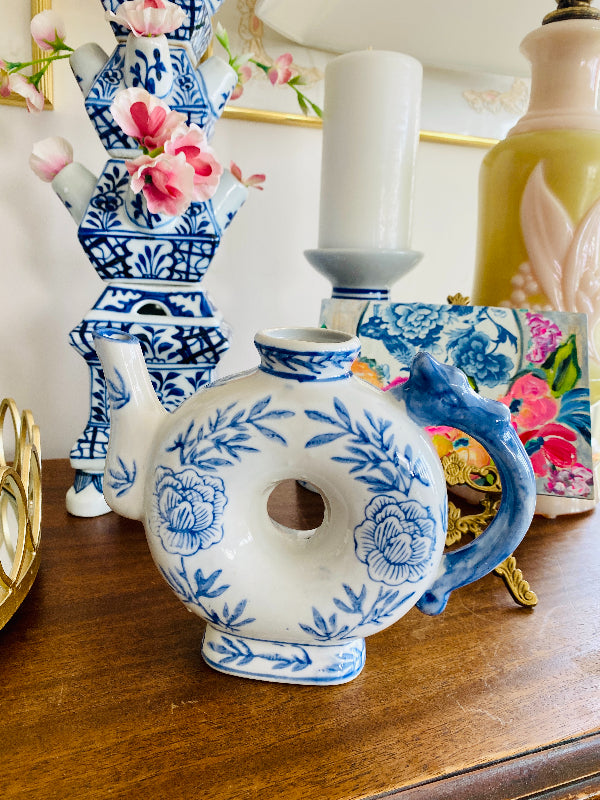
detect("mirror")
(217, 0), (561, 145)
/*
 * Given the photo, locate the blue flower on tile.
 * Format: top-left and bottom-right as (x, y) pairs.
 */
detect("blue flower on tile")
(354, 495), (436, 586)
(450, 331), (513, 388)
(152, 466), (227, 555)
(358, 303), (449, 360)
(389, 303), (447, 345)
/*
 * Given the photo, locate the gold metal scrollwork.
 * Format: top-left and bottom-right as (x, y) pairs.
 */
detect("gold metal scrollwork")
(0, 399), (42, 630)
(442, 450), (537, 608)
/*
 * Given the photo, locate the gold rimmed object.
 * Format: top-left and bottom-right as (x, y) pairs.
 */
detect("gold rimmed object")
(543, 0), (600, 24)
(0, 398), (42, 631)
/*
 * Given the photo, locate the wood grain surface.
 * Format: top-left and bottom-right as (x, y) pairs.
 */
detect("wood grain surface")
(2, 460), (599, 800)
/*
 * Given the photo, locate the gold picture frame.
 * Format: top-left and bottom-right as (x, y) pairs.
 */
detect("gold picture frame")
(222, 105), (497, 148)
(0, 0), (54, 110)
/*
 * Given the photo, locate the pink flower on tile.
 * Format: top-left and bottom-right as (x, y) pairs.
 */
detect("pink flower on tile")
(8, 74), (45, 112)
(111, 88), (185, 151)
(165, 124), (222, 202)
(30, 10), (67, 51)
(499, 373), (558, 432)
(520, 423), (577, 478)
(267, 53), (293, 85)
(126, 151), (194, 216)
(29, 136), (73, 182)
(383, 376), (409, 390)
(526, 312), (562, 364)
(106, 0), (187, 37)
(230, 161), (265, 191)
(545, 462), (594, 496)
(0, 59), (10, 98)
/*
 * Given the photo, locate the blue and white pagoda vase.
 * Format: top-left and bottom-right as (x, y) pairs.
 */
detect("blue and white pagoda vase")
(93, 326), (537, 685)
(48, 0), (246, 517)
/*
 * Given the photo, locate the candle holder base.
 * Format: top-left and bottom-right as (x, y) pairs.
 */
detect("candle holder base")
(304, 248), (422, 300)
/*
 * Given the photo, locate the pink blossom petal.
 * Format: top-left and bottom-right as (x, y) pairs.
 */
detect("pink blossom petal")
(164, 123), (223, 202)
(8, 74), (45, 112)
(30, 10), (66, 51)
(110, 87), (184, 150)
(244, 173), (266, 189)
(126, 152), (195, 216)
(229, 160), (266, 191)
(230, 161), (243, 183)
(106, 0), (187, 37)
(29, 136), (73, 182)
(0, 60), (10, 98)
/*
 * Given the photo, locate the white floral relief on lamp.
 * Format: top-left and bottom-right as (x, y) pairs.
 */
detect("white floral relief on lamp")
(506, 162), (600, 364)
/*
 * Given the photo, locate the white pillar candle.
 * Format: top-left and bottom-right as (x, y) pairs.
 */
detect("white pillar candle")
(318, 50), (422, 251)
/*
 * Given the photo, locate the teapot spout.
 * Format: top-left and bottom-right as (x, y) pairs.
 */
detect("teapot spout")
(70, 43), (110, 97)
(94, 329), (168, 520)
(212, 169), (248, 231)
(197, 55), (237, 118)
(52, 162), (97, 225)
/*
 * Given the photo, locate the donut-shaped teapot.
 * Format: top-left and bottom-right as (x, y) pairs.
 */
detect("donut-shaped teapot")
(95, 327), (536, 685)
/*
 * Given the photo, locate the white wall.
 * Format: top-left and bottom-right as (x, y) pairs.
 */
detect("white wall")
(0, 0), (486, 459)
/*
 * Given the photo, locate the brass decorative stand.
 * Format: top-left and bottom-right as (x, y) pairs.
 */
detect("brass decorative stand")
(0, 399), (42, 630)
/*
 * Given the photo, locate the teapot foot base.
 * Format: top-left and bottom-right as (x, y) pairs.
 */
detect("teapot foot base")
(201, 625), (366, 685)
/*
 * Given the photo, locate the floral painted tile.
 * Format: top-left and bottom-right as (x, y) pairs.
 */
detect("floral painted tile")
(320, 300), (594, 500)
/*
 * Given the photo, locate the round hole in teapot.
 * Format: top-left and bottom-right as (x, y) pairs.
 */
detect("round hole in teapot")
(267, 479), (326, 540)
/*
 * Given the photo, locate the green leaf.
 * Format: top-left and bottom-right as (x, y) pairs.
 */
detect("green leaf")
(297, 93), (309, 115)
(542, 334), (581, 397)
(311, 101), (323, 118)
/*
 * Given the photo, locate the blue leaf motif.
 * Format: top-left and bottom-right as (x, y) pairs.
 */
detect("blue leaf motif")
(107, 457), (136, 496)
(107, 368), (131, 410)
(168, 396), (295, 469)
(305, 432), (344, 448)
(334, 397), (351, 426)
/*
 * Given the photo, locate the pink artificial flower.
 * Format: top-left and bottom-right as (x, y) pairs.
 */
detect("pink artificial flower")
(526, 312), (562, 364)
(230, 161), (266, 191)
(165, 124), (222, 202)
(8, 73), (45, 112)
(29, 136), (73, 182)
(111, 88), (185, 151)
(231, 63), (252, 101)
(30, 10), (67, 51)
(267, 52), (293, 85)
(0, 59), (10, 98)
(106, 0), (187, 37)
(126, 151), (195, 216)
(520, 422), (577, 478)
(499, 373), (558, 432)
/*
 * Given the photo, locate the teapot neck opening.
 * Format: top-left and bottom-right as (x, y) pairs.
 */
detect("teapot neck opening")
(254, 327), (360, 382)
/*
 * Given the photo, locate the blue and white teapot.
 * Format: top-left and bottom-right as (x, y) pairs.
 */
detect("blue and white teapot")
(95, 326), (536, 685)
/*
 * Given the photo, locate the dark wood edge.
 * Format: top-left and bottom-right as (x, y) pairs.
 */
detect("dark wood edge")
(374, 732), (600, 800)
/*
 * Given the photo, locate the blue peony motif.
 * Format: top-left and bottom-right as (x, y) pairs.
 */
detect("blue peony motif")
(354, 495), (436, 586)
(152, 466), (227, 555)
(450, 331), (513, 388)
(389, 304), (447, 344)
(358, 303), (449, 360)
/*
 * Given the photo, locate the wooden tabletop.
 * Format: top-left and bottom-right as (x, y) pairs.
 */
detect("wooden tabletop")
(3, 459), (600, 800)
